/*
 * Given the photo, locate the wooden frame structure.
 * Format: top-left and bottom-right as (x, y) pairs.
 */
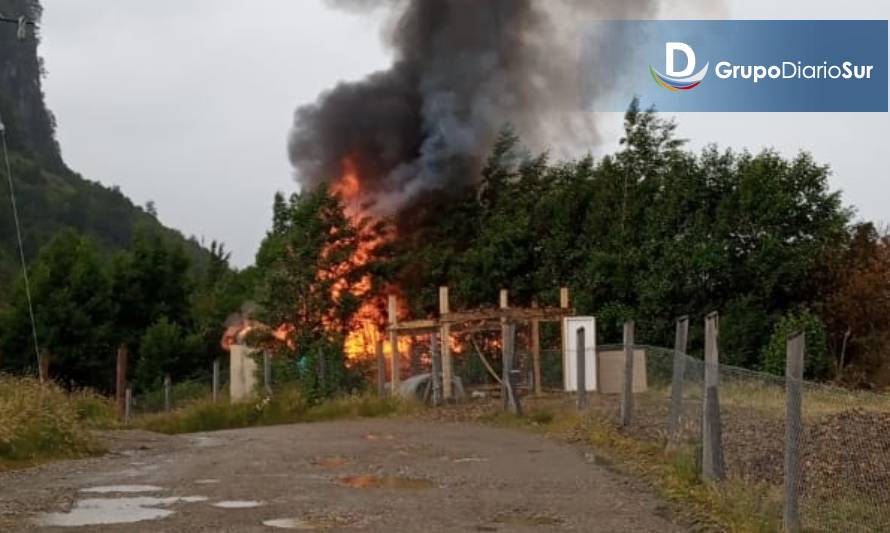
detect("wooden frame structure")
(386, 287), (573, 398)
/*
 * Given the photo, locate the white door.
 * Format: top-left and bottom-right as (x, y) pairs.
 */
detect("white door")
(563, 317), (597, 392)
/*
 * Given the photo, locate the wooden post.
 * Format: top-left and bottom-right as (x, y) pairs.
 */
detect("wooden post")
(164, 374), (172, 412)
(621, 320), (635, 427)
(264, 351), (272, 395)
(702, 311), (725, 481)
(115, 344), (128, 419)
(212, 358), (220, 403)
(502, 322), (520, 415)
(576, 327), (588, 410)
(439, 287), (453, 400)
(38, 349), (49, 383)
(430, 332), (443, 406)
(124, 385), (132, 425)
(388, 295), (400, 394)
(559, 287), (570, 390)
(531, 307), (542, 397)
(376, 339), (386, 395)
(784, 332), (805, 533)
(669, 316), (690, 439)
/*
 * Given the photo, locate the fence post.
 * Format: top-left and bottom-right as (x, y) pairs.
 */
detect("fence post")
(502, 322), (521, 415)
(439, 287), (453, 400)
(621, 320), (635, 427)
(669, 316), (690, 440)
(376, 339), (386, 395)
(212, 358), (220, 403)
(164, 374), (172, 412)
(576, 327), (588, 410)
(702, 311), (725, 481)
(430, 332), (443, 406)
(124, 385), (132, 425)
(388, 295), (400, 394)
(264, 351), (272, 395)
(115, 344), (128, 420)
(784, 332), (805, 533)
(531, 300), (542, 396)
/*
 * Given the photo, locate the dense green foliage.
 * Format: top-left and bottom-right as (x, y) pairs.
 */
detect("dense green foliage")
(762, 309), (831, 379)
(393, 101), (856, 374)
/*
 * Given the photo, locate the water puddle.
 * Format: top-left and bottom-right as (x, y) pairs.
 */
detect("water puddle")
(263, 518), (320, 530)
(34, 496), (207, 527)
(212, 500), (265, 509)
(195, 479), (221, 484)
(191, 436), (224, 448)
(80, 485), (164, 494)
(337, 475), (434, 490)
(453, 457), (488, 464)
(363, 433), (395, 441)
(315, 456), (351, 469)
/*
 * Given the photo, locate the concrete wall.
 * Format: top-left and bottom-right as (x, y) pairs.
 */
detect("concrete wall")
(597, 349), (648, 394)
(230, 344), (258, 403)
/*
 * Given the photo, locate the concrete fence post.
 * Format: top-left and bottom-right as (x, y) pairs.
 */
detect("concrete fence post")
(702, 311), (725, 481)
(502, 322), (521, 415)
(212, 358), (220, 403)
(621, 320), (635, 427)
(576, 327), (588, 410)
(669, 316), (690, 440)
(784, 332), (805, 533)
(164, 374), (172, 412)
(430, 332), (443, 406)
(115, 344), (128, 419)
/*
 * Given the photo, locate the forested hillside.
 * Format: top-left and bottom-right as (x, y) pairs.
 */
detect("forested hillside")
(0, 0), (208, 300)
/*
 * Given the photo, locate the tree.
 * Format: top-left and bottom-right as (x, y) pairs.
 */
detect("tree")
(0, 230), (115, 390)
(136, 317), (186, 387)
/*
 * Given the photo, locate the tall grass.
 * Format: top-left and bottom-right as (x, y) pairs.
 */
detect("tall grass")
(138, 386), (418, 435)
(0, 376), (115, 468)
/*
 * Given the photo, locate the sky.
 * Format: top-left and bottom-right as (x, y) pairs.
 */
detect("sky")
(39, 0), (889, 267)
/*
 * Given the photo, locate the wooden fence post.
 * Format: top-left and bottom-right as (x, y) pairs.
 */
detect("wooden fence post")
(212, 358), (220, 403)
(784, 332), (805, 533)
(576, 327), (588, 410)
(559, 287), (570, 390)
(376, 339), (386, 395)
(388, 295), (400, 394)
(124, 385), (132, 425)
(439, 287), (453, 400)
(430, 332), (443, 406)
(164, 374), (172, 412)
(669, 316), (690, 440)
(702, 311), (725, 481)
(264, 351), (272, 395)
(621, 320), (635, 427)
(116, 344), (128, 420)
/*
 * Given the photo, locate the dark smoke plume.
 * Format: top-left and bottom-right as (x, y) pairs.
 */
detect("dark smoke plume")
(288, 0), (660, 211)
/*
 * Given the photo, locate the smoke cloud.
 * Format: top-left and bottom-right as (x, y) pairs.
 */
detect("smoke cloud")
(288, 0), (661, 211)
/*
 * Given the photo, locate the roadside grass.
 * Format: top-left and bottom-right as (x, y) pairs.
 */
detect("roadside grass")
(137, 386), (420, 435)
(0, 375), (115, 470)
(482, 405), (783, 532)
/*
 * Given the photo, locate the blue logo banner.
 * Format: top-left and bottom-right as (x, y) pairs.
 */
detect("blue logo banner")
(582, 20), (888, 112)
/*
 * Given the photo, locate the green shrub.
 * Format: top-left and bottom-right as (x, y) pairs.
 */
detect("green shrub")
(763, 309), (831, 380)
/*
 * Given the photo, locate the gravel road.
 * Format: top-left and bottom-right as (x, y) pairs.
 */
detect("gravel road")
(0, 419), (682, 532)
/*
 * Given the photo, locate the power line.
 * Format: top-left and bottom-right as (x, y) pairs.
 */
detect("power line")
(0, 113), (42, 381)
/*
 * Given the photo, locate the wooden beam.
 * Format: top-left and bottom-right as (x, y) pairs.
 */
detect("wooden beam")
(388, 319), (439, 333)
(439, 287), (453, 400)
(441, 307), (572, 324)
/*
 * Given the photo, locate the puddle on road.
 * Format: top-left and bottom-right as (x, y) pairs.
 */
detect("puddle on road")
(191, 436), (224, 448)
(34, 496), (207, 527)
(195, 479), (221, 484)
(80, 485), (164, 494)
(337, 475), (434, 490)
(263, 518), (321, 530)
(212, 500), (265, 509)
(363, 433), (395, 441)
(453, 457), (488, 464)
(315, 456), (351, 469)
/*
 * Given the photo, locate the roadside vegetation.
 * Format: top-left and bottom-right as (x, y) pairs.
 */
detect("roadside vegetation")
(0, 375), (117, 470)
(137, 387), (419, 435)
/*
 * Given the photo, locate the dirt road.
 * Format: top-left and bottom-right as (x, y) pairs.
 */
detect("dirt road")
(0, 419), (681, 532)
